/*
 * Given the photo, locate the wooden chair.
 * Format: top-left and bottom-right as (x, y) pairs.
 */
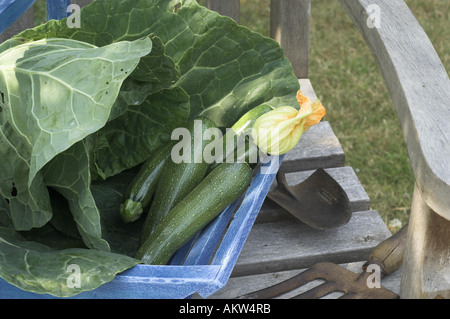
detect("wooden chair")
(1, 0), (448, 299)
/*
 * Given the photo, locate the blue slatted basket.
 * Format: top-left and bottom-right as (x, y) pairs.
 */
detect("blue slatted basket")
(0, 0), (284, 299)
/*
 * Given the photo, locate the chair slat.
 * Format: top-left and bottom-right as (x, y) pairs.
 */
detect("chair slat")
(231, 210), (391, 277)
(206, 0), (240, 23)
(270, 0), (310, 78)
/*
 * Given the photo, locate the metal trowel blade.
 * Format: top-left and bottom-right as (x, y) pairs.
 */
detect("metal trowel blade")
(267, 168), (352, 230)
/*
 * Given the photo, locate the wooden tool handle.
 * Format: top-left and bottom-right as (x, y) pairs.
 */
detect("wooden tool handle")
(363, 224), (408, 277)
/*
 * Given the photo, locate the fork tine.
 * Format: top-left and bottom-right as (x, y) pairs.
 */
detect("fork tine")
(236, 267), (328, 299)
(291, 281), (339, 299)
(338, 292), (357, 299)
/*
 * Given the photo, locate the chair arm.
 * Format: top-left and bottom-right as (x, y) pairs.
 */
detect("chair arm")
(340, 0), (450, 220)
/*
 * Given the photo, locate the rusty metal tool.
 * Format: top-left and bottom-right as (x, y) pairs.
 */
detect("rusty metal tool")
(237, 224), (408, 299)
(267, 168), (352, 230)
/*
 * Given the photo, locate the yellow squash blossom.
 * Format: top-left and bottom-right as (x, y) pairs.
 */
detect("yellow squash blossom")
(252, 91), (326, 155)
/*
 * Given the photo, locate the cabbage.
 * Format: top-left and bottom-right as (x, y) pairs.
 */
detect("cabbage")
(0, 0), (299, 297)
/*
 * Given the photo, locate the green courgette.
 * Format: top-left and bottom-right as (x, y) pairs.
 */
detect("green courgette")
(135, 161), (253, 265)
(208, 104), (273, 172)
(119, 142), (174, 223)
(139, 116), (218, 243)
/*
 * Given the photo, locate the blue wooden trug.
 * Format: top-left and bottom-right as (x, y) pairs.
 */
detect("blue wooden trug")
(47, 0), (71, 21)
(0, 0), (36, 35)
(0, 156), (283, 299)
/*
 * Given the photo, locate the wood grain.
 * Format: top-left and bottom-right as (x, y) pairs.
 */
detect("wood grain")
(400, 184), (450, 298)
(206, 0), (240, 23)
(231, 210), (391, 277)
(270, 0), (310, 78)
(281, 121), (345, 173)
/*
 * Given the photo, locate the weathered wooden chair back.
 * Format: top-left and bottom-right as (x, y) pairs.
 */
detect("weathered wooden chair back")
(1, 0), (448, 299)
(208, 0), (311, 79)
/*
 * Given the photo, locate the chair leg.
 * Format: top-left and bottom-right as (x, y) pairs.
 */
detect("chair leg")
(400, 184), (450, 299)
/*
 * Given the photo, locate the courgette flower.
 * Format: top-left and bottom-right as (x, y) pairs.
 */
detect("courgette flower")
(252, 91), (326, 155)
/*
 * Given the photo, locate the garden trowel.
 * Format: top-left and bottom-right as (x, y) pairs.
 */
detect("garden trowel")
(267, 168), (352, 230)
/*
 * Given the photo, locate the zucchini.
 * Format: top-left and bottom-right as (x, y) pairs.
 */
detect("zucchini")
(232, 104), (274, 134)
(135, 161), (253, 265)
(119, 141), (174, 223)
(208, 104), (273, 172)
(139, 116), (218, 243)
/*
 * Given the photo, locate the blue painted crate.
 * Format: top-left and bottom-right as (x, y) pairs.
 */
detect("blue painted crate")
(0, 0), (284, 299)
(0, 0), (36, 35)
(0, 156), (282, 299)
(0, 0), (70, 35)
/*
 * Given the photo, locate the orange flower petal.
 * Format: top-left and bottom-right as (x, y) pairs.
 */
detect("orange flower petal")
(251, 92), (327, 155)
(302, 101), (327, 132)
(296, 90), (311, 106)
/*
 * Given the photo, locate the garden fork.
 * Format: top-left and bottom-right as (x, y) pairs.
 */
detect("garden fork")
(237, 224), (408, 299)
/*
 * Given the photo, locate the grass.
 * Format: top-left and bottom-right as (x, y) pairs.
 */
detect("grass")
(30, 0), (449, 232)
(32, 0), (47, 25)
